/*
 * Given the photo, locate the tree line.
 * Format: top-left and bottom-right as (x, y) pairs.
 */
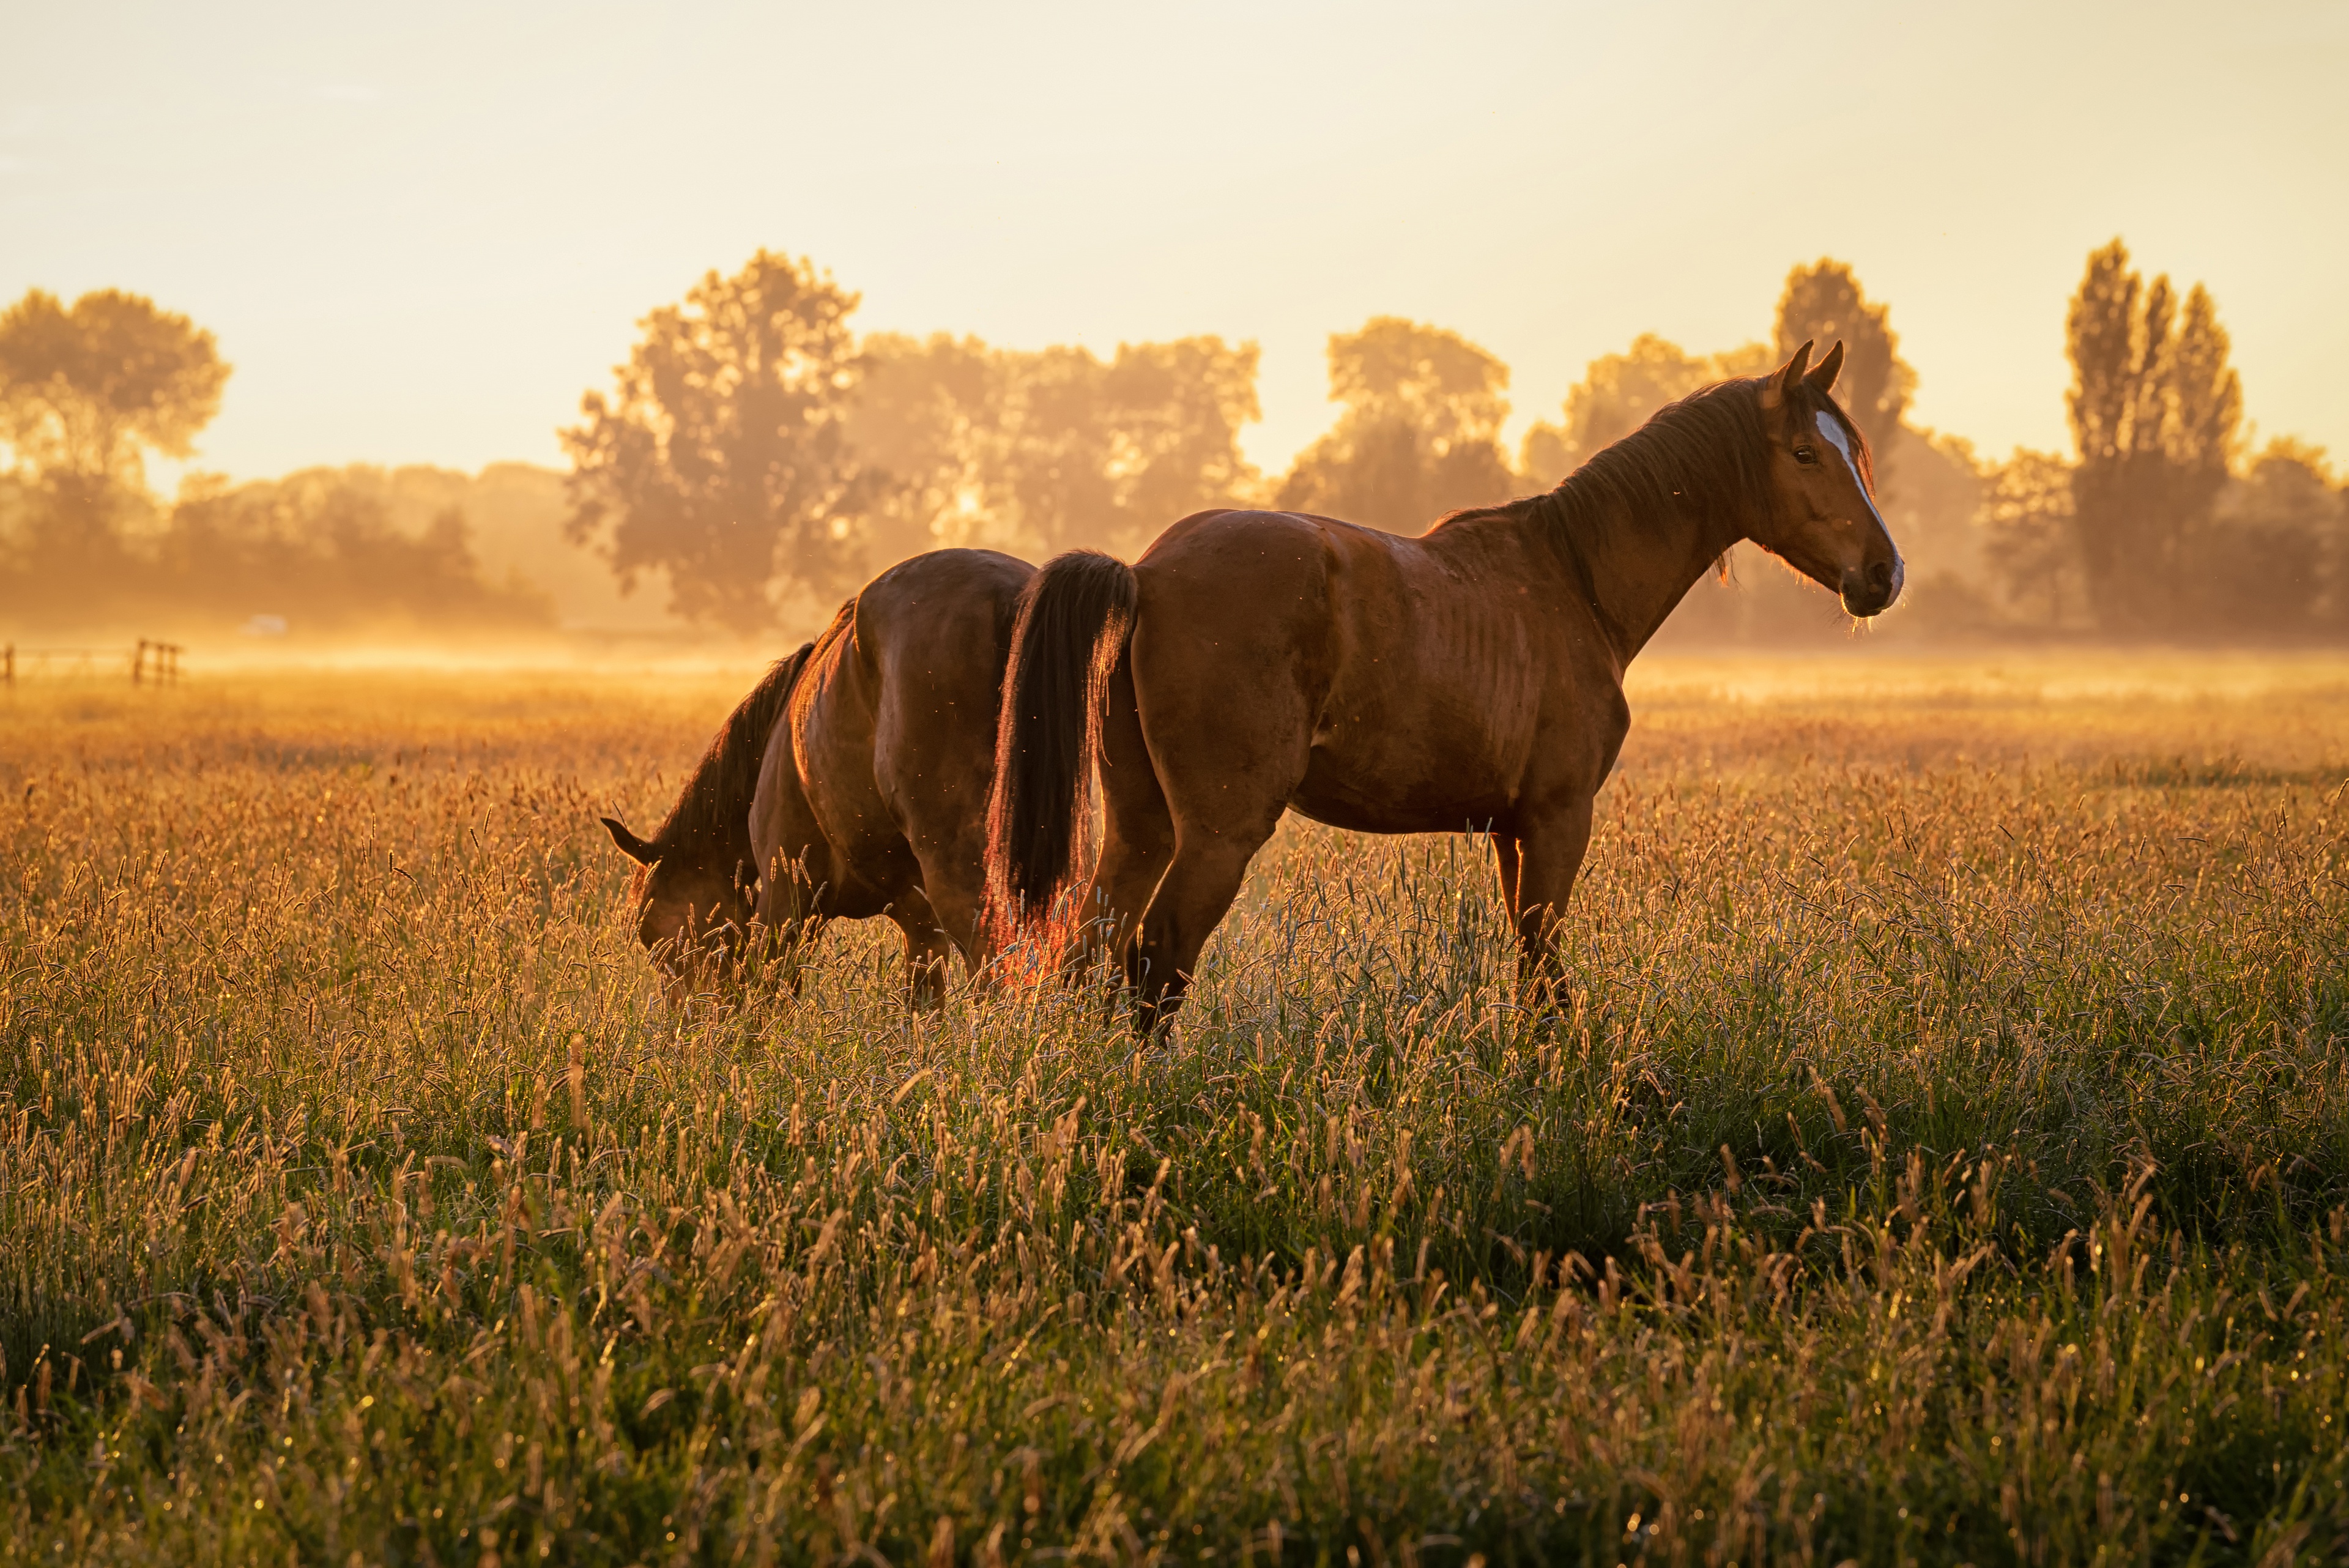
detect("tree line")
(558, 250), (1949, 633)
(0, 290), (547, 636)
(2, 245), (2341, 640)
(1979, 240), (2344, 636)
(563, 243), (2345, 639)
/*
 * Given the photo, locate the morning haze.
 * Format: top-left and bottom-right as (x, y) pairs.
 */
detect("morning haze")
(16, 7), (2349, 1561)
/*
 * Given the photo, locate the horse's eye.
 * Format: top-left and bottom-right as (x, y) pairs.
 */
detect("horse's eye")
(1793, 445), (1818, 465)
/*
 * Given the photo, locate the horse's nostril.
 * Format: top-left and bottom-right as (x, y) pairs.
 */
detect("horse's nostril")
(1868, 560), (1893, 592)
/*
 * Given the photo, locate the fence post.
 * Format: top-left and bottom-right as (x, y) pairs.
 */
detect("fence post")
(2, 644), (12, 686)
(133, 638), (147, 685)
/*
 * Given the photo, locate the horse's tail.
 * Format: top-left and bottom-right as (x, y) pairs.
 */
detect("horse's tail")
(987, 548), (1139, 929)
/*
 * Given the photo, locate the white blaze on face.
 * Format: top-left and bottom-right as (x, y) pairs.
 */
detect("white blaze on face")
(1814, 407), (1857, 473)
(1814, 407), (1888, 524)
(1814, 404), (1902, 595)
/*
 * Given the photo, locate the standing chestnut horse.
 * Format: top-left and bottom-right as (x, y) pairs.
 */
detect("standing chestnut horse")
(603, 547), (1031, 1004)
(988, 343), (1901, 1028)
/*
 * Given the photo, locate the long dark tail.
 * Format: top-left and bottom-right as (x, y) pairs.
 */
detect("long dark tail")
(987, 549), (1139, 928)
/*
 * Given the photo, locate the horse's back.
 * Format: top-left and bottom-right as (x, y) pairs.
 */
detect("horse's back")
(800, 549), (1031, 940)
(1130, 508), (1565, 833)
(854, 547), (1030, 676)
(853, 548), (1031, 816)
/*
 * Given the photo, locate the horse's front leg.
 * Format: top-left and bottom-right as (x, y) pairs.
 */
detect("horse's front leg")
(1491, 831), (1523, 913)
(1506, 796), (1595, 1011)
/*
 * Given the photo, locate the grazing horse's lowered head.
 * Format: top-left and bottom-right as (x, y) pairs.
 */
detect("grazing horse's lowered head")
(600, 815), (757, 1001)
(1748, 339), (1904, 617)
(599, 647), (811, 1001)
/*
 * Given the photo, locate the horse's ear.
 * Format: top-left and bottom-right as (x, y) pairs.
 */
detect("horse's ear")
(1779, 341), (1814, 392)
(601, 816), (658, 864)
(1805, 340), (1846, 394)
(1764, 340), (1813, 409)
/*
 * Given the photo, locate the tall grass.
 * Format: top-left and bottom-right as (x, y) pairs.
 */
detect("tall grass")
(4, 659), (2348, 1564)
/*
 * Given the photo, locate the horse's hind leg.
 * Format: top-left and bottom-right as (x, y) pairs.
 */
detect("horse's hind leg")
(1127, 812), (1285, 1031)
(907, 836), (989, 987)
(1127, 746), (1299, 1030)
(1492, 832), (1523, 913)
(1077, 655), (1174, 979)
(1121, 620), (1313, 1031)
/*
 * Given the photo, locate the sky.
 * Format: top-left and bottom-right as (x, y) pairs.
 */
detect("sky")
(4, 0), (2345, 490)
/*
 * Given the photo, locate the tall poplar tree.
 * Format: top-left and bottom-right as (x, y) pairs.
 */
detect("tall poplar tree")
(2064, 240), (2240, 631)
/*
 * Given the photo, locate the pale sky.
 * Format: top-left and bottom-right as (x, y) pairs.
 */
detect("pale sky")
(5, 0), (2345, 489)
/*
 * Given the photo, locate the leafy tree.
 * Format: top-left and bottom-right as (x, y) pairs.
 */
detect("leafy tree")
(849, 332), (1259, 560)
(0, 288), (229, 559)
(562, 251), (872, 634)
(1773, 260), (1913, 492)
(1520, 335), (1770, 486)
(1975, 449), (2085, 628)
(1277, 317), (1516, 532)
(0, 288), (229, 483)
(2065, 239), (2241, 632)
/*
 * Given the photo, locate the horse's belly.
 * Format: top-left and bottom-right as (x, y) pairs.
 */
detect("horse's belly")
(1294, 656), (1538, 834)
(1290, 745), (1518, 836)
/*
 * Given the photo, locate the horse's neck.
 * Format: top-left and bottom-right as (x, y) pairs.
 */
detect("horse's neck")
(1549, 493), (1738, 664)
(658, 710), (765, 861)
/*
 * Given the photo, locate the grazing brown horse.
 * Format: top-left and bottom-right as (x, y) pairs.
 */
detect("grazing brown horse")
(748, 546), (1030, 1004)
(988, 343), (1901, 1028)
(603, 547), (1031, 1004)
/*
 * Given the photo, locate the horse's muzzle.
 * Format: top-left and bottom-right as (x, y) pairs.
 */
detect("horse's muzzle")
(1841, 556), (1904, 618)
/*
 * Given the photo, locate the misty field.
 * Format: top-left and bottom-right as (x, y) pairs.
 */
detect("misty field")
(6, 652), (2349, 1566)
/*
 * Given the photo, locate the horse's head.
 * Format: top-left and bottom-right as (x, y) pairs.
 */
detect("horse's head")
(601, 816), (757, 1001)
(1752, 341), (1904, 618)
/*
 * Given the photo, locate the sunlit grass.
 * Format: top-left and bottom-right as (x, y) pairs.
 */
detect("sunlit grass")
(4, 654), (2348, 1564)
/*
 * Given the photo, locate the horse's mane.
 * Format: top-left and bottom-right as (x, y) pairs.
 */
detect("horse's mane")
(1447, 373), (1872, 546)
(650, 642), (815, 855)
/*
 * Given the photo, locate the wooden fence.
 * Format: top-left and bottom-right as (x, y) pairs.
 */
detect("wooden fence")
(1, 640), (185, 685)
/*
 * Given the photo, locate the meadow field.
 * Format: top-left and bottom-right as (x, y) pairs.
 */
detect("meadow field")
(5, 649), (2349, 1566)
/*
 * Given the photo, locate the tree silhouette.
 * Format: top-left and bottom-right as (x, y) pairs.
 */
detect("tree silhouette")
(1094, 336), (1261, 543)
(0, 288), (229, 559)
(1773, 260), (1912, 494)
(1277, 317), (1516, 532)
(0, 288), (228, 483)
(562, 251), (872, 634)
(2065, 239), (2241, 631)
